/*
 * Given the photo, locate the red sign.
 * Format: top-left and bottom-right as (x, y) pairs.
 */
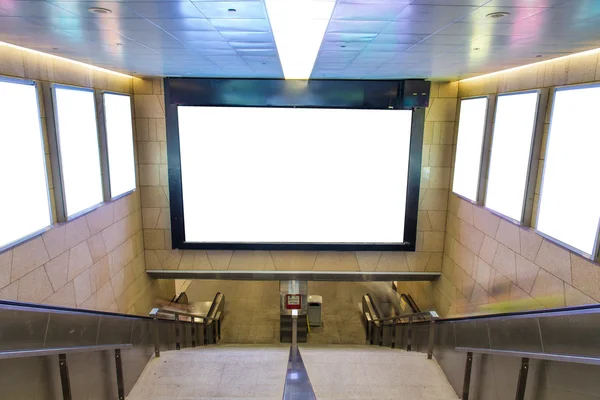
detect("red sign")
(286, 294), (301, 309)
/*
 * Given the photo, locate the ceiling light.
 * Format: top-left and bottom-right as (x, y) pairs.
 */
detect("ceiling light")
(0, 41), (133, 78)
(486, 12), (510, 19)
(265, 0), (335, 80)
(88, 7), (112, 14)
(460, 47), (600, 82)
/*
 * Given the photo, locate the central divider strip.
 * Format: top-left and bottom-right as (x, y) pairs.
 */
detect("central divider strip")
(282, 346), (316, 400)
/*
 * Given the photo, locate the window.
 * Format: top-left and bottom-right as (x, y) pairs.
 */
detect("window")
(537, 85), (600, 257)
(0, 79), (51, 249)
(485, 91), (540, 223)
(53, 86), (103, 218)
(452, 97), (489, 203)
(103, 93), (136, 198)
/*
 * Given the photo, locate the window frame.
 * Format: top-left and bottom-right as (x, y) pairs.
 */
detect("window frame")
(0, 76), (53, 253)
(483, 89), (548, 226)
(47, 83), (105, 221)
(97, 90), (137, 201)
(452, 95), (496, 205)
(535, 83), (600, 261)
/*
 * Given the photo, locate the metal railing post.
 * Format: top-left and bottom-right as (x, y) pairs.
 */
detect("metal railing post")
(191, 317), (196, 347)
(407, 317), (413, 351)
(515, 358), (530, 400)
(58, 354), (72, 400)
(391, 321), (396, 349)
(427, 319), (435, 359)
(114, 349), (125, 400)
(462, 352), (473, 400)
(175, 315), (180, 350)
(153, 317), (160, 357)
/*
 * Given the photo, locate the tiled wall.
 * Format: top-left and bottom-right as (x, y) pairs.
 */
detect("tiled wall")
(434, 51), (600, 317)
(135, 78), (457, 280)
(0, 45), (174, 314)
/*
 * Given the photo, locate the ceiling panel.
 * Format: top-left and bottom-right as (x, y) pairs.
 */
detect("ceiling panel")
(1, 0), (600, 80)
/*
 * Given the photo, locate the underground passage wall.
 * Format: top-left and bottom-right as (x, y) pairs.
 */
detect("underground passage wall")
(134, 78), (457, 280)
(429, 51), (600, 317)
(0, 45), (175, 314)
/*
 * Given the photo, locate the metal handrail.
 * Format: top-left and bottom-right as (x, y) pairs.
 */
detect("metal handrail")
(149, 307), (216, 322)
(372, 311), (438, 324)
(0, 344), (132, 360)
(456, 347), (600, 400)
(456, 347), (600, 366)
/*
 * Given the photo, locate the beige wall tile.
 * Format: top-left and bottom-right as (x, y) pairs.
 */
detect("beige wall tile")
(459, 220), (484, 254)
(406, 252), (431, 272)
(44, 251), (69, 292)
(479, 235), (499, 266)
(144, 229), (166, 250)
(156, 208), (171, 229)
(17, 266), (53, 303)
(456, 199), (474, 224)
(429, 167), (451, 189)
(92, 256), (110, 289)
(145, 250), (161, 269)
(137, 142), (161, 164)
(426, 98), (457, 122)
(423, 122), (433, 144)
(87, 233), (107, 263)
(85, 204), (114, 236)
(139, 164), (160, 186)
(67, 242), (93, 281)
(475, 257), (492, 290)
(376, 252), (409, 272)
(567, 52), (599, 84)
(423, 232), (444, 252)
(108, 239), (135, 277)
(535, 240), (572, 283)
(515, 254), (540, 294)
(564, 282), (596, 306)
(489, 271), (511, 301)
(45, 281), (76, 308)
(141, 186), (169, 208)
(228, 251), (276, 271)
(41, 225), (66, 259)
(156, 250), (183, 270)
(206, 250), (233, 270)
(0, 46), (25, 77)
(313, 251), (359, 271)
(133, 78), (153, 95)
(271, 251), (318, 271)
(428, 211), (446, 231)
(134, 95), (164, 118)
(110, 267), (127, 298)
(530, 269), (565, 308)
(495, 220), (520, 253)
(492, 244), (517, 283)
(159, 164), (169, 187)
(11, 237), (50, 282)
(419, 189), (448, 210)
(0, 250), (12, 289)
(470, 283), (490, 305)
(178, 251), (212, 270)
(0, 281), (19, 301)
(426, 252), (443, 271)
(429, 145), (453, 167)
(519, 229), (542, 262)
(571, 254), (600, 301)
(142, 208), (160, 229)
(417, 210), (432, 231)
(96, 281), (116, 310)
(64, 217), (91, 250)
(438, 81), (458, 98)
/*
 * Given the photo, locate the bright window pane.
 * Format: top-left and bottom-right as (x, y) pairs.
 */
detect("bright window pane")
(104, 93), (136, 198)
(537, 86), (600, 256)
(54, 86), (103, 218)
(485, 92), (539, 222)
(453, 97), (488, 202)
(0, 80), (51, 249)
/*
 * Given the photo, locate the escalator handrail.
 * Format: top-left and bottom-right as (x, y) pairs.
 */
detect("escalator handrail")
(372, 310), (439, 324)
(149, 307), (216, 322)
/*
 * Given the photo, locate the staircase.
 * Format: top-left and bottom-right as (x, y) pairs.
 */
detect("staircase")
(127, 345), (458, 400)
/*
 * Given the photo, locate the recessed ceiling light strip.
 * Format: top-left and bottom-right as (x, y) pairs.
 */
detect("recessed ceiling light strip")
(0, 41), (135, 79)
(460, 47), (600, 82)
(265, 0), (335, 80)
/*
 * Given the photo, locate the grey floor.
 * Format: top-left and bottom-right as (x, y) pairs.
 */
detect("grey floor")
(184, 280), (401, 345)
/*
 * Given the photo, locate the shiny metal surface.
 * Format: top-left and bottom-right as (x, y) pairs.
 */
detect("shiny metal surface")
(394, 304), (600, 400)
(457, 347), (600, 366)
(2, 1), (600, 79)
(147, 270), (441, 281)
(0, 344), (133, 360)
(282, 347), (317, 400)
